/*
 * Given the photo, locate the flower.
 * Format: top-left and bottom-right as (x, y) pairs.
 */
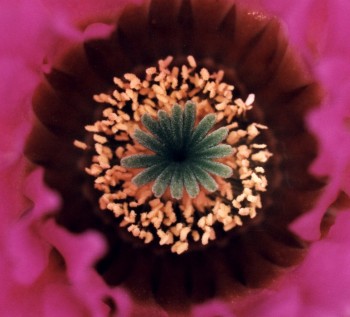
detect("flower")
(1, 0), (350, 316)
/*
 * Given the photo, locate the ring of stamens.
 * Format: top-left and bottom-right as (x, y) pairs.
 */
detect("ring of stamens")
(75, 56), (272, 254)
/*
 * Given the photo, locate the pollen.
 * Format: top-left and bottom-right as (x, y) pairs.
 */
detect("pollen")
(75, 56), (272, 254)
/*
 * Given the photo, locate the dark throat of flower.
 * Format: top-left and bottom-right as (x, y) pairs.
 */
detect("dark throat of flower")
(75, 56), (272, 254)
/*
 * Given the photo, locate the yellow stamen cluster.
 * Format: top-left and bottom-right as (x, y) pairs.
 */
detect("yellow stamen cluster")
(76, 56), (272, 254)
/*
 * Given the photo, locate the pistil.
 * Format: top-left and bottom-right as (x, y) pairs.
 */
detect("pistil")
(121, 101), (233, 199)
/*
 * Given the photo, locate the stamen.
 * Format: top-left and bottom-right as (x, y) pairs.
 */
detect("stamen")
(75, 56), (272, 254)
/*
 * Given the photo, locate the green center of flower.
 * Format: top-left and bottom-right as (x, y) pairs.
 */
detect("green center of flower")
(121, 101), (233, 199)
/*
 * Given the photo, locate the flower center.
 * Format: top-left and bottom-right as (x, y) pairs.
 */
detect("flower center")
(75, 56), (272, 254)
(121, 101), (233, 199)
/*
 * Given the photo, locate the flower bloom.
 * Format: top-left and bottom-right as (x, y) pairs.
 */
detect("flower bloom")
(1, 0), (350, 316)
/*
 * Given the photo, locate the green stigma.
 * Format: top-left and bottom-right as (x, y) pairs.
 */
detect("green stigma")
(121, 101), (233, 199)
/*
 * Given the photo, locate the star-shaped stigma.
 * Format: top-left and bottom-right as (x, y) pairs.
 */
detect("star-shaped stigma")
(121, 101), (233, 199)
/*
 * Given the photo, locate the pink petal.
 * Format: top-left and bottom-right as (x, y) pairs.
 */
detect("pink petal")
(4, 169), (60, 284)
(40, 220), (118, 317)
(43, 284), (90, 317)
(192, 300), (235, 317)
(291, 59), (350, 240)
(43, 0), (142, 22)
(0, 57), (36, 170)
(41, 221), (106, 283)
(237, 210), (350, 317)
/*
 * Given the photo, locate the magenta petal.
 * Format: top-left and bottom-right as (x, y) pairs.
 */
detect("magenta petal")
(318, 0), (350, 58)
(289, 188), (337, 241)
(271, 0), (350, 242)
(24, 169), (61, 218)
(5, 169), (60, 284)
(234, 210), (350, 317)
(43, 284), (91, 317)
(291, 59), (350, 240)
(83, 23), (116, 41)
(40, 220), (120, 317)
(7, 221), (51, 285)
(291, 211), (350, 316)
(1, 0), (81, 66)
(41, 221), (106, 283)
(259, 0), (326, 60)
(238, 287), (301, 317)
(192, 300), (235, 317)
(43, 0), (140, 21)
(0, 57), (36, 170)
